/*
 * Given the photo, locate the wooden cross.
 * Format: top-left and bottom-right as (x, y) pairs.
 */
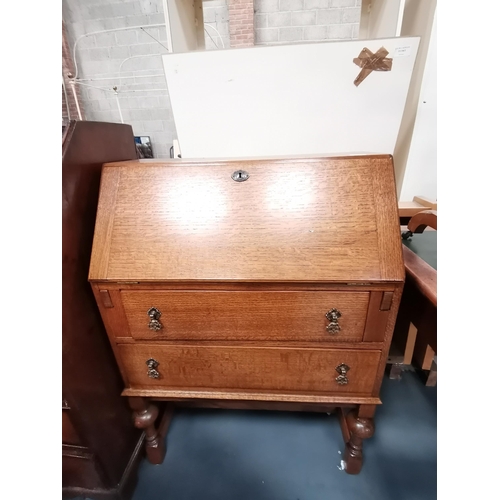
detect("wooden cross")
(353, 47), (393, 87)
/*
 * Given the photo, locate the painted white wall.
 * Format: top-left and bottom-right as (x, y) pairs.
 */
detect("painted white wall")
(163, 37), (419, 159)
(393, 0), (436, 195)
(399, 11), (436, 201)
(164, 0), (199, 52)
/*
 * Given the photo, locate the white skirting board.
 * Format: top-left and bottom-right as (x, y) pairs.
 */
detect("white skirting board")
(162, 37), (420, 159)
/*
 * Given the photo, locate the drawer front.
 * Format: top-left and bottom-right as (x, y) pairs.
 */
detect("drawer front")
(118, 344), (381, 395)
(120, 291), (369, 342)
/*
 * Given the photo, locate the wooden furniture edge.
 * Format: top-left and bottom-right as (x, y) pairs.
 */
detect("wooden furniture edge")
(402, 246), (437, 307)
(121, 388), (382, 405)
(101, 154), (395, 168)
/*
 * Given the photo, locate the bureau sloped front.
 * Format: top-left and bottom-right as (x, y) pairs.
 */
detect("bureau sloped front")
(120, 290), (370, 342)
(117, 344), (381, 395)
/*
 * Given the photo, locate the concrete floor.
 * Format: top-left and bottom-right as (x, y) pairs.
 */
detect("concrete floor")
(130, 371), (436, 500)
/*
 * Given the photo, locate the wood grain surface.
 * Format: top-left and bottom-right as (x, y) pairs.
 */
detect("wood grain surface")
(121, 388), (382, 406)
(89, 156), (404, 283)
(120, 290), (369, 342)
(118, 344), (381, 395)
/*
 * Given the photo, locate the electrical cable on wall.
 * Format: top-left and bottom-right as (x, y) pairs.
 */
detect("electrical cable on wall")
(69, 23), (172, 131)
(78, 72), (165, 83)
(74, 80), (167, 93)
(118, 54), (167, 88)
(69, 79), (83, 120)
(139, 27), (169, 51)
(71, 24), (168, 80)
(204, 23), (225, 49)
(62, 75), (71, 121)
(113, 87), (124, 124)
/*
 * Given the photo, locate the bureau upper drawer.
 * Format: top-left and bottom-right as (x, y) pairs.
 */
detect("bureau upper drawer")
(118, 344), (381, 395)
(119, 291), (369, 342)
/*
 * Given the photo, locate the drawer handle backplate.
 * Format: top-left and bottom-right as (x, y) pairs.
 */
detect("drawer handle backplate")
(146, 358), (160, 379)
(335, 363), (350, 385)
(326, 308), (342, 334)
(147, 307), (163, 331)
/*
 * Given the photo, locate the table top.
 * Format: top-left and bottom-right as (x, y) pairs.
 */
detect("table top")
(402, 232), (436, 270)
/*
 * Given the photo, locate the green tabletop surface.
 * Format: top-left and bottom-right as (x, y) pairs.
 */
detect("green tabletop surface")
(402, 232), (437, 270)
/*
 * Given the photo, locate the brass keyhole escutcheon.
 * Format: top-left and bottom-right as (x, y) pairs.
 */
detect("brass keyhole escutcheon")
(325, 308), (342, 334)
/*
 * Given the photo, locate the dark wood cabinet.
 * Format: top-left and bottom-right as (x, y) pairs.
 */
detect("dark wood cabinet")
(62, 121), (143, 499)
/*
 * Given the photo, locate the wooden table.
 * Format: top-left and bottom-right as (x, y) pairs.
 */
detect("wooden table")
(389, 228), (437, 385)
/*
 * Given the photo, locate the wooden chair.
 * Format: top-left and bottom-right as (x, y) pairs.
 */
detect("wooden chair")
(388, 210), (437, 386)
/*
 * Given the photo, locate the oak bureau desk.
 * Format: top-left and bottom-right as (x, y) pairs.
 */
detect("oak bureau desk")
(89, 155), (404, 475)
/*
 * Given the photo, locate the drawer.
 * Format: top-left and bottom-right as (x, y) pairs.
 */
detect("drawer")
(120, 291), (369, 342)
(118, 344), (381, 395)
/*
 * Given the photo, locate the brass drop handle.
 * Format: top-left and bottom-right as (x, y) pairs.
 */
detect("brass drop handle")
(335, 363), (350, 385)
(147, 307), (163, 331)
(325, 308), (342, 334)
(146, 358), (160, 379)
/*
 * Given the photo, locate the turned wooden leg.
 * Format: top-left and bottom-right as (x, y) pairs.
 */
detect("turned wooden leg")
(129, 397), (166, 465)
(343, 409), (375, 475)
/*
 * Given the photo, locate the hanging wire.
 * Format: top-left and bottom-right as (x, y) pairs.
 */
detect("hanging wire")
(204, 24), (225, 49)
(72, 24), (168, 80)
(204, 27), (219, 49)
(77, 73), (164, 82)
(73, 80), (167, 93)
(140, 27), (169, 51)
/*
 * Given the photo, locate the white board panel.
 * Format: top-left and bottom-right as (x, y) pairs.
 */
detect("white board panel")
(163, 37), (420, 159)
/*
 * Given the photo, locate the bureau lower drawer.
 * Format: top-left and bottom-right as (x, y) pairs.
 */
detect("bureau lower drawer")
(117, 344), (381, 395)
(120, 291), (370, 342)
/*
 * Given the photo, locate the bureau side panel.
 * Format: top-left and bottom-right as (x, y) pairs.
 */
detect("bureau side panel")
(371, 283), (404, 396)
(372, 158), (405, 282)
(88, 167), (122, 280)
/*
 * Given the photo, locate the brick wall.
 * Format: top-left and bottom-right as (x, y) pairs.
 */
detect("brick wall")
(62, 0), (175, 158)
(254, 0), (361, 44)
(228, 0), (255, 47)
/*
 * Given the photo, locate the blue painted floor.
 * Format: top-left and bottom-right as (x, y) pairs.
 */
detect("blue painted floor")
(130, 371), (436, 500)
